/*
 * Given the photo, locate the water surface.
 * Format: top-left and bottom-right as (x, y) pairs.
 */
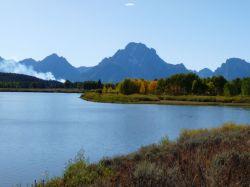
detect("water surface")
(0, 92), (250, 186)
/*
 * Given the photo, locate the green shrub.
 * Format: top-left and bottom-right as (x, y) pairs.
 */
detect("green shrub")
(241, 78), (250, 96)
(159, 135), (171, 146)
(50, 150), (113, 187)
(43, 177), (63, 187)
(119, 79), (140, 95)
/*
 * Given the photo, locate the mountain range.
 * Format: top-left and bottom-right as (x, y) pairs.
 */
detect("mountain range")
(213, 58), (250, 80)
(81, 43), (189, 82)
(19, 54), (81, 82)
(1, 42), (250, 82)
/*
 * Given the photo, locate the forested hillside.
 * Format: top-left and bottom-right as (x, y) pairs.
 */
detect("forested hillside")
(0, 72), (63, 88)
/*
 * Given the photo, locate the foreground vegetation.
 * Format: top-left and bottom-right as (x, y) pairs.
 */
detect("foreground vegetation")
(35, 123), (250, 187)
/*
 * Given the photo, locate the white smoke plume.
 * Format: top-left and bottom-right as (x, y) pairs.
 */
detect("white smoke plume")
(0, 59), (56, 80)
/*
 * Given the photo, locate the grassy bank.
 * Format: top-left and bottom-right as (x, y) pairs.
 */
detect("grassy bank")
(82, 92), (160, 103)
(82, 92), (250, 106)
(0, 88), (83, 93)
(35, 123), (250, 187)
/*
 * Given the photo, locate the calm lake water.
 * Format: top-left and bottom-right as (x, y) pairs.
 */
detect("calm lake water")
(0, 92), (250, 186)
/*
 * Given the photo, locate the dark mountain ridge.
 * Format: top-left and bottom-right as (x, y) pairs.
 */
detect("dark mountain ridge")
(77, 66), (93, 73)
(81, 42), (189, 82)
(0, 72), (63, 88)
(19, 54), (81, 81)
(0, 72), (44, 82)
(197, 68), (214, 78)
(214, 58), (250, 80)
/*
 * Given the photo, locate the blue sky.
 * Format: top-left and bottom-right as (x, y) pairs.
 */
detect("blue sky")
(0, 0), (249, 70)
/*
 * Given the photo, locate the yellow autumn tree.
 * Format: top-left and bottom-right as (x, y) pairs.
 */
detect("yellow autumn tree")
(139, 80), (147, 94)
(102, 85), (107, 93)
(147, 80), (157, 94)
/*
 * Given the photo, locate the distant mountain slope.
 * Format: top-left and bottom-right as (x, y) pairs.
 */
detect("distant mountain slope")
(214, 58), (250, 80)
(19, 54), (81, 82)
(77, 66), (93, 73)
(81, 42), (189, 82)
(197, 68), (213, 78)
(19, 58), (37, 67)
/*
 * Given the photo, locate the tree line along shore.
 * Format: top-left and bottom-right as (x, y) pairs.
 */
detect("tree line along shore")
(2, 72), (250, 106)
(81, 73), (250, 106)
(2, 72), (250, 96)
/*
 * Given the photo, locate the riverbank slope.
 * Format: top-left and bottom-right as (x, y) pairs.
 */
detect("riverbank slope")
(38, 123), (250, 187)
(82, 92), (250, 106)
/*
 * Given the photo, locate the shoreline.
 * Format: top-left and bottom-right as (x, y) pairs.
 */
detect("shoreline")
(0, 88), (83, 93)
(82, 92), (250, 107)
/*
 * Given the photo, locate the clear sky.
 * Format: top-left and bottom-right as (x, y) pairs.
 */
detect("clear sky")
(0, 0), (249, 70)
